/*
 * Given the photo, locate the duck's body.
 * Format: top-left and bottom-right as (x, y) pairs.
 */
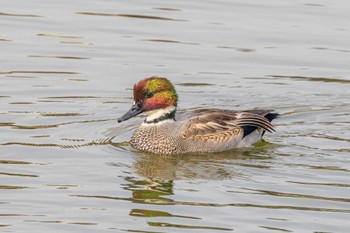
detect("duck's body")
(118, 77), (278, 155)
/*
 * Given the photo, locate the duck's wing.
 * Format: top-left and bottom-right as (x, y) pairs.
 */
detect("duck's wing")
(180, 109), (275, 141)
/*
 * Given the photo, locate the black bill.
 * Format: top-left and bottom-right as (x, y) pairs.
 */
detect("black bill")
(118, 103), (143, 123)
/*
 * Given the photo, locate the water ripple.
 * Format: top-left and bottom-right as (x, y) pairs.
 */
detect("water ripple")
(0, 160), (32, 165)
(129, 209), (200, 219)
(0, 71), (80, 75)
(0, 12), (43, 17)
(36, 33), (83, 39)
(75, 12), (186, 21)
(287, 181), (350, 188)
(0, 139), (115, 149)
(245, 188), (350, 203)
(0, 185), (29, 189)
(71, 194), (350, 213)
(147, 221), (233, 231)
(268, 75), (350, 83)
(60, 41), (94, 45)
(28, 55), (90, 60)
(142, 39), (199, 45)
(0, 172), (38, 178)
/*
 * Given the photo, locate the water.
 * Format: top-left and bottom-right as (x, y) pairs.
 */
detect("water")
(1, 0), (350, 232)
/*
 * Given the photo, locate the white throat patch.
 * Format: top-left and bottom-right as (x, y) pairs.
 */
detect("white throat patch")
(145, 106), (176, 123)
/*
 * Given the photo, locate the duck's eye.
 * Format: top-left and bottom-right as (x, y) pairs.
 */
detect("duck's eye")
(145, 92), (153, 98)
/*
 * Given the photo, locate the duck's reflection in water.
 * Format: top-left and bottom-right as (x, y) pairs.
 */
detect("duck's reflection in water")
(104, 144), (275, 231)
(133, 145), (274, 182)
(115, 147), (273, 231)
(120, 145), (275, 204)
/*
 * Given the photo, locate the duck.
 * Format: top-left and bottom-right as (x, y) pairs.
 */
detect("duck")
(118, 77), (278, 155)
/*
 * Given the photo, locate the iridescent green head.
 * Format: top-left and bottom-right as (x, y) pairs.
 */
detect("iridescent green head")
(118, 77), (178, 122)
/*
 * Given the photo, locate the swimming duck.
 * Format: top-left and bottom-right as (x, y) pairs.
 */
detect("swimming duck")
(118, 77), (278, 155)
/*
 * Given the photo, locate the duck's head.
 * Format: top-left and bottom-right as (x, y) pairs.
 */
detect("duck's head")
(118, 77), (178, 123)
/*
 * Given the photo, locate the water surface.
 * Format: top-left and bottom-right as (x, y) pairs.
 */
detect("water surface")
(1, 0), (350, 232)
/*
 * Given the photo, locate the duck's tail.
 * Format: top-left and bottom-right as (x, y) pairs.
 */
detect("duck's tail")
(265, 112), (279, 122)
